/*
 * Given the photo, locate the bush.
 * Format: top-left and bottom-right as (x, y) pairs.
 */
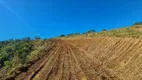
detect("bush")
(87, 29), (95, 33)
(34, 36), (41, 40)
(60, 35), (65, 37)
(133, 22), (142, 25)
(102, 29), (107, 31)
(67, 34), (74, 37)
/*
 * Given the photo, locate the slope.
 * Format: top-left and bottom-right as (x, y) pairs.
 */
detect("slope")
(5, 24), (142, 80)
(14, 39), (119, 80)
(65, 37), (142, 80)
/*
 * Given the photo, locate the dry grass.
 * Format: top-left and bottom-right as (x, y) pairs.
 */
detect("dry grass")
(59, 25), (142, 39)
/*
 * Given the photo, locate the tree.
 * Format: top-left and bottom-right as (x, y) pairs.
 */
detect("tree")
(60, 35), (65, 37)
(87, 29), (95, 33)
(23, 37), (31, 41)
(34, 36), (41, 40)
(74, 33), (80, 35)
(4, 46), (13, 53)
(102, 29), (107, 31)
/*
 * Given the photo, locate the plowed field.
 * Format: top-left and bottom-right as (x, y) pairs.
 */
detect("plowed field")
(11, 37), (142, 80)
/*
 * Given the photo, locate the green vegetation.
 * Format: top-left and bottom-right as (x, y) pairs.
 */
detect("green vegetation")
(133, 22), (142, 25)
(102, 29), (107, 31)
(59, 34), (66, 37)
(0, 37), (51, 79)
(0, 38), (32, 77)
(86, 30), (95, 33)
(0, 37), (32, 68)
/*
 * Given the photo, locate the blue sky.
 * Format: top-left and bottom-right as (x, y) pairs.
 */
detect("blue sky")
(0, 0), (142, 40)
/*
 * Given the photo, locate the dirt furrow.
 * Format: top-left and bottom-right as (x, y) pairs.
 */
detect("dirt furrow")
(67, 45), (87, 80)
(47, 43), (66, 80)
(67, 46), (78, 80)
(69, 44), (102, 80)
(68, 43), (120, 80)
(61, 44), (70, 80)
(31, 44), (63, 80)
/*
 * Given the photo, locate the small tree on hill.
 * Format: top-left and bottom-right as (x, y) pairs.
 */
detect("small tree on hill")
(23, 37), (31, 41)
(60, 35), (65, 37)
(102, 29), (107, 31)
(87, 29), (95, 33)
(34, 36), (41, 40)
(74, 33), (80, 35)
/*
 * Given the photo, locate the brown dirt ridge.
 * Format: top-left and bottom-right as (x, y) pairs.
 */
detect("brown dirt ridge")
(11, 37), (142, 80)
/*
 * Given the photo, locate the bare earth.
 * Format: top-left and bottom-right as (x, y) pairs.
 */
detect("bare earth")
(12, 37), (142, 80)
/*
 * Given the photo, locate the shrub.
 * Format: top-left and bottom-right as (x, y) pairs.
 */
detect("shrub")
(60, 35), (65, 37)
(34, 36), (41, 40)
(133, 22), (142, 25)
(102, 29), (107, 31)
(87, 29), (95, 33)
